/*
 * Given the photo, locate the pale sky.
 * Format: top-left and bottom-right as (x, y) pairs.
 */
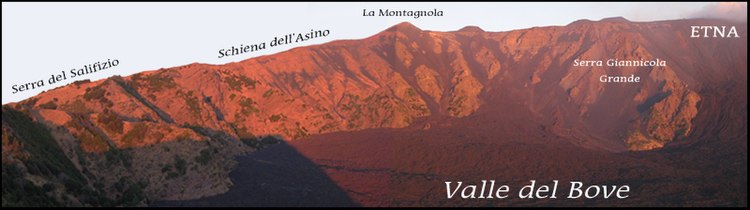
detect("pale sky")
(2, 2), (745, 104)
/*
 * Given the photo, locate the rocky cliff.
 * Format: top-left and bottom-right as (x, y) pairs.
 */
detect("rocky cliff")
(2, 18), (746, 206)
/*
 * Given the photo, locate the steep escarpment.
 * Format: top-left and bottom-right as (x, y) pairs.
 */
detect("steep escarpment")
(2, 18), (746, 206)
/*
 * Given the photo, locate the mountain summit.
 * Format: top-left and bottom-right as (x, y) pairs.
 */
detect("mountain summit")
(2, 18), (747, 206)
(600, 16), (630, 22)
(386, 21), (422, 32)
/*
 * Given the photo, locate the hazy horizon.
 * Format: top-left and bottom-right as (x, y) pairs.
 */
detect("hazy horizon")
(2, 2), (747, 104)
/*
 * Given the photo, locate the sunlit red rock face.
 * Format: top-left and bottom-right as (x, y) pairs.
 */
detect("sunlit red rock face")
(2, 18), (747, 206)
(11, 18), (745, 151)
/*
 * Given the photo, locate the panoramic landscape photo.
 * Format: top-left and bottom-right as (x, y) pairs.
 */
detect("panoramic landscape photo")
(2, 2), (747, 207)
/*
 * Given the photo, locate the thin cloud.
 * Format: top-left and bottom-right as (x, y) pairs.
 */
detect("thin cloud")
(689, 2), (747, 22)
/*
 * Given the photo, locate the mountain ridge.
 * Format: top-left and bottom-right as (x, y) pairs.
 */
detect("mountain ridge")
(6, 17), (746, 150)
(2, 18), (747, 206)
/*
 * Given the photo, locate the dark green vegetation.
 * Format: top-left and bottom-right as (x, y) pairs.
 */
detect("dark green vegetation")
(1, 106), (147, 207)
(2, 107), (84, 206)
(131, 71), (177, 92)
(225, 74), (258, 91)
(194, 148), (217, 165)
(269, 114), (285, 122)
(121, 123), (148, 148)
(105, 149), (132, 169)
(98, 109), (124, 134)
(38, 100), (58, 110)
(164, 155), (187, 180)
(83, 83), (114, 108)
(2, 106), (86, 186)
(176, 90), (201, 117)
(238, 97), (259, 115)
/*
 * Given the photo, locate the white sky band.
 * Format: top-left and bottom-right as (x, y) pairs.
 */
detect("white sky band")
(2, 2), (745, 104)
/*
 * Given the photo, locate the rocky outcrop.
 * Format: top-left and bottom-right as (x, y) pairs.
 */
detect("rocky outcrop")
(626, 81), (701, 151)
(2, 18), (746, 206)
